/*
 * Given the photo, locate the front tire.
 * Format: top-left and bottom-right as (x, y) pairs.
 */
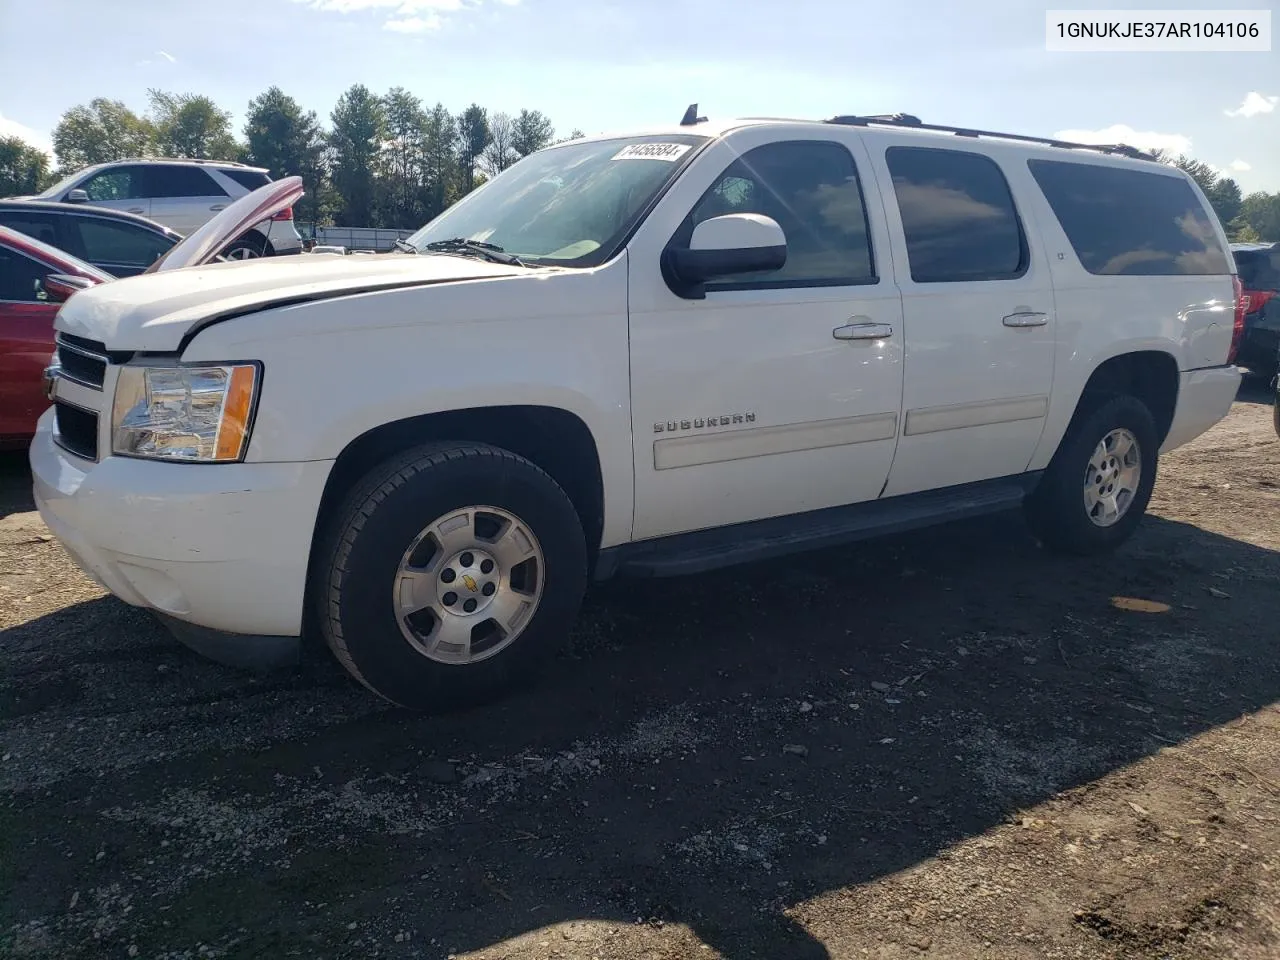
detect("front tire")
(1025, 394), (1158, 556)
(316, 443), (588, 711)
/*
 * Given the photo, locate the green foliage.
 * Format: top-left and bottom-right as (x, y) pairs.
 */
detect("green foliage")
(243, 86), (329, 225)
(1239, 191), (1280, 242)
(329, 84), (386, 227)
(0, 136), (51, 196)
(148, 90), (240, 160)
(52, 98), (154, 171)
(512, 109), (555, 158)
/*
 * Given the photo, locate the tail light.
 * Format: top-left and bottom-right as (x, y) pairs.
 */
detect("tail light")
(270, 206), (293, 222)
(1227, 274), (1245, 365)
(1242, 288), (1275, 315)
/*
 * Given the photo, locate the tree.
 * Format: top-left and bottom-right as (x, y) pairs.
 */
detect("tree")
(554, 128), (586, 145)
(329, 84), (385, 226)
(1239, 192), (1280, 242)
(481, 111), (517, 177)
(456, 104), (490, 193)
(148, 90), (240, 160)
(0, 136), (51, 196)
(52, 98), (154, 172)
(380, 87), (427, 228)
(511, 109), (554, 158)
(243, 86), (329, 225)
(421, 103), (459, 221)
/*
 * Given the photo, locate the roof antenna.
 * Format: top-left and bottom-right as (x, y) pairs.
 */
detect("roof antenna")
(680, 103), (707, 126)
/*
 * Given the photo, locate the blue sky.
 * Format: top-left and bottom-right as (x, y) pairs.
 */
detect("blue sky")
(1, 0), (1277, 193)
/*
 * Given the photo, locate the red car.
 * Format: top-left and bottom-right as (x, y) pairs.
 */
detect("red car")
(0, 176), (305, 448)
(0, 227), (111, 448)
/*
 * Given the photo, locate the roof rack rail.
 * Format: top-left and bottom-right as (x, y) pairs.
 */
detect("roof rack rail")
(823, 114), (1156, 160)
(114, 156), (254, 167)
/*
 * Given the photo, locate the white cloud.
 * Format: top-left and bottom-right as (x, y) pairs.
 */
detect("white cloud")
(136, 49), (179, 67)
(1230, 159), (1252, 172)
(157, 50), (176, 63)
(384, 14), (442, 31)
(1053, 124), (1192, 157)
(293, 0), (502, 31)
(0, 113), (53, 157)
(1225, 92), (1278, 118)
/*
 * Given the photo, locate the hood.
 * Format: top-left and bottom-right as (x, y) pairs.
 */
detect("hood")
(54, 251), (527, 351)
(148, 176), (305, 273)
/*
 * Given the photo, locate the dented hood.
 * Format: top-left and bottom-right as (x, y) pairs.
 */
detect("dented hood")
(54, 250), (525, 351)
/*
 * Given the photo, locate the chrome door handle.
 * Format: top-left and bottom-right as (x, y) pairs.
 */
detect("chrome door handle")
(833, 322), (894, 341)
(210, 204), (227, 211)
(1003, 311), (1048, 327)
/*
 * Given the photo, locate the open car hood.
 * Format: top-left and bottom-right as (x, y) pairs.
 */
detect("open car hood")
(145, 176), (304, 273)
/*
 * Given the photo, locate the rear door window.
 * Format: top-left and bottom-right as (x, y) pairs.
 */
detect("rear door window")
(886, 146), (1028, 283)
(1028, 159), (1231, 276)
(145, 165), (228, 198)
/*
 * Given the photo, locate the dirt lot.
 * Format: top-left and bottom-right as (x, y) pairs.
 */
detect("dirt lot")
(2, 385), (1278, 960)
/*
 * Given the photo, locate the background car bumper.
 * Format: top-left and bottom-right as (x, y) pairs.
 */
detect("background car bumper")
(1161, 365), (1242, 453)
(29, 410), (332, 646)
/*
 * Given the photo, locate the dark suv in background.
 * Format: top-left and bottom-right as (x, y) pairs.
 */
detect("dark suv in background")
(1231, 241), (1280, 377)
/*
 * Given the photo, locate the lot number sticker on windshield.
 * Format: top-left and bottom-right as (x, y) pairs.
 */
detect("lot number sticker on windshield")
(612, 143), (693, 162)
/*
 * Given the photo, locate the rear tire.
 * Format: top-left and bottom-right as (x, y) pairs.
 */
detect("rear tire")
(1025, 394), (1158, 556)
(315, 442), (588, 711)
(222, 233), (269, 260)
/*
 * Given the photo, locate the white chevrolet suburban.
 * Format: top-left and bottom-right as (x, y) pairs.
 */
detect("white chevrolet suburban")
(31, 110), (1244, 711)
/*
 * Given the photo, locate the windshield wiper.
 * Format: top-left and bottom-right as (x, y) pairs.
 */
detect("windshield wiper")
(392, 238), (418, 254)
(421, 238), (525, 266)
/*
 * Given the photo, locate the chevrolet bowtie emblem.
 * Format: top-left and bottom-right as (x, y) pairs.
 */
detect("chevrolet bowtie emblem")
(461, 574), (479, 593)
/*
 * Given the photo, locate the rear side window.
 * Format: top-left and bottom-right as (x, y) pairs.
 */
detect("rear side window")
(1028, 159), (1231, 276)
(0, 211), (59, 247)
(73, 218), (174, 268)
(221, 169), (272, 190)
(1234, 248), (1280, 290)
(886, 146), (1028, 283)
(145, 165), (228, 198)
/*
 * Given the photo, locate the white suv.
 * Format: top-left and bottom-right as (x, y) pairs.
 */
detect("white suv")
(24, 158), (302, 258)
(32, 111), (1244, 712)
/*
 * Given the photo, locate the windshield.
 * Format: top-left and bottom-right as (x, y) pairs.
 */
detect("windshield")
(406, 134), (708, 267)
(37, 169), (88, 198)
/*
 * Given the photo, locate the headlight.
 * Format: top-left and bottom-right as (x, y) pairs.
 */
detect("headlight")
(111, 363), (260, 462)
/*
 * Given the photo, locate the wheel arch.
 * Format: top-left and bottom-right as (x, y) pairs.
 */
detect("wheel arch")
(1069, 350), (1180, 446)
(306, 404), (608, 595)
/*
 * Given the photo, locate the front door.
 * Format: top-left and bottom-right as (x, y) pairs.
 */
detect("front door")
(0, 246), (57, 439)
(626, 128), (905, 541)
(865, 140), (1058, 498)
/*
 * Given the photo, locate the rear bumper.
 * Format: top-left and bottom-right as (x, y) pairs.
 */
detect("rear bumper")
(1161, 365), (1241, 453)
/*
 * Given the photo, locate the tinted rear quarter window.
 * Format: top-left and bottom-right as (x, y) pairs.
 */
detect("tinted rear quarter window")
(221, 169), (272, 190)
(145, 165), (228, 198)
(1028, 159), (1230, 276)
(886, 146), (1028, 283)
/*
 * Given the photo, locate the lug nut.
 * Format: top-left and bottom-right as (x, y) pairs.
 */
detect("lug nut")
(463, 598), (478, 613)
(442, 591), (458, 606)
(460, 552), (474, 567)
(482, 582), (496, 597)
(440, 568), (456, 583)
(479, 559), (494, 574)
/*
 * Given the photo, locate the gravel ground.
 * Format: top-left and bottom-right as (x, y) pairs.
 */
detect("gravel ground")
(2, 383), (1278, 960)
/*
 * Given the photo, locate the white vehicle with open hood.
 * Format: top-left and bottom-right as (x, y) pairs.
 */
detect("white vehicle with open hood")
(32, 109), (1244, 711)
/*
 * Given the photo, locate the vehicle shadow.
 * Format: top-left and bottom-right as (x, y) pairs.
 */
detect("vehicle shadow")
(4, 504), (1278, 958)
(0, 450), (34, 520)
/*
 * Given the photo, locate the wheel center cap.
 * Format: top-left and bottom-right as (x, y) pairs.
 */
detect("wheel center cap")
(438, 548), (499, 616)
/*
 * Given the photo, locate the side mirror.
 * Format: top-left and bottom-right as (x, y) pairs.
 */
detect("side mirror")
(663, 213), (787, 299)
(65, 188), (89, 204)
(42, 273), (97, 304)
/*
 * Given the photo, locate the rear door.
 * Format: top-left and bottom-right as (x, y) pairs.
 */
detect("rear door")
(865, 140), (1057, 498)
(0, 245), (58, 439)
(145, 166), (230, 234)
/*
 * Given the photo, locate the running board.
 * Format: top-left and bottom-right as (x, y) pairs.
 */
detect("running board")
(596, 474), (1040, 580)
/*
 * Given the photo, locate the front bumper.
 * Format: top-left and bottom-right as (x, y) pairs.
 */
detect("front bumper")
(30, 410), (333, 664)
(1161, 365), (1242, 453)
